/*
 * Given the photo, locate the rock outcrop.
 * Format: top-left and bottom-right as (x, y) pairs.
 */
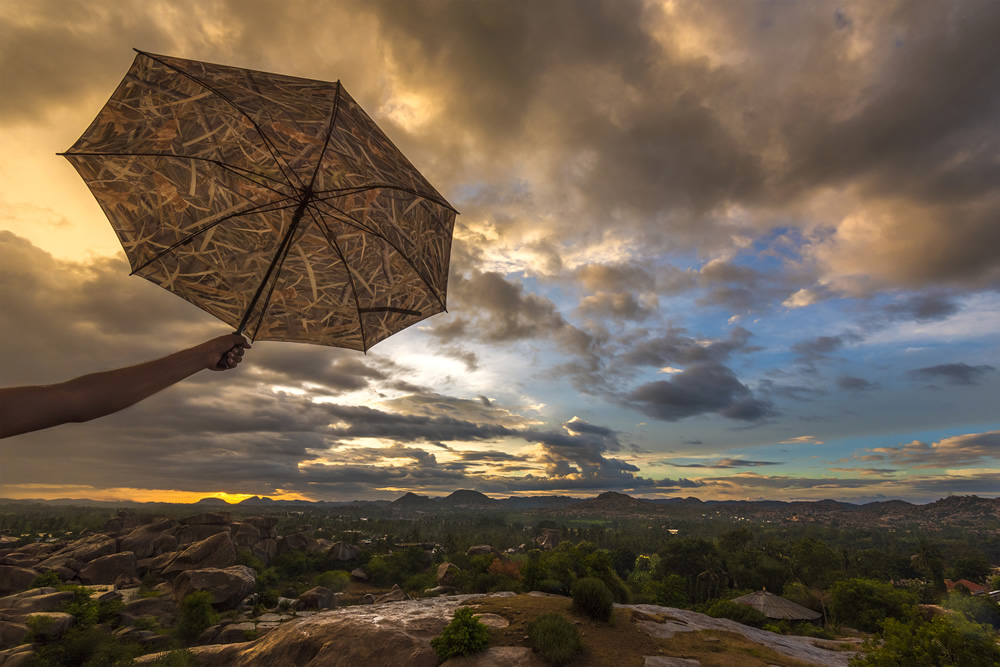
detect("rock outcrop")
(77, 552), (137, 585)
(162, 532), (236, 576)
(0, 567), (37, 596)
(327, 542), (359, 561)
(172, 566), (255, 610)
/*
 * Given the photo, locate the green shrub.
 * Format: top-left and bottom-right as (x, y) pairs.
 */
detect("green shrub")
(59, 585), (99, 628)
(29, 570), (62, 589)
(705, 600), (769, 628)
(528, 613), (582, 666)
(430, 606), (491, 661)
(315, 569), (351, 592)
(571, 577), (613, 622)
(176, 591), (219, 644)
(851, 613), (1000, 666)
(789, 621), (835, 640)
(235, 548), (265, 572)
(830, 578), (917, 633)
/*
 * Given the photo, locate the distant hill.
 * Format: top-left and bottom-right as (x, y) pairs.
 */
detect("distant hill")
(194, 497), (230, 506)
(555, 491), (663, 517)
(443, 490), (495, 507)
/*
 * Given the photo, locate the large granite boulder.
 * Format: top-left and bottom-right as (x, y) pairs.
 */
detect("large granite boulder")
(276, 533), (319, 556)
(375, 584), (408, 604)
(436, 562), (460, 587)
(78, 552), (137, 585)
(0, 589), (75, 620)
(173, 566), (255, 610)
(0, 621), (29, 651)
(119, 519), (178, 559)
(327, 542), (359, 561)
(441, 647), (547, 666)
(295, 586), (335, 611)
(104, 510), (141, 535)
(22, 612), (74, 640)
(0, 566), (38, 596)
(36, 534), (116, 572)
(176, 524), (231, 547)
(162, 532), (236, 576)
(232, 523), (261, 548)
(0, 553), (40, 569)
(124, 595), (178, 626)
(242, 517), (278, 540)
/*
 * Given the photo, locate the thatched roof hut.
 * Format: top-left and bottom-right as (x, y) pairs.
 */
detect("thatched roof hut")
(731, 590), (821, 621)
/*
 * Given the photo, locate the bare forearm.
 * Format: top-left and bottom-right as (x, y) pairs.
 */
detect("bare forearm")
(0, 334), (248, 438)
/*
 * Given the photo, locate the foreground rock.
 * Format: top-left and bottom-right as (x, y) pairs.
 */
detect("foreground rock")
(0, 567), (37, 596)
(629, 604), (854, 666)
(162, 532), (236, 576)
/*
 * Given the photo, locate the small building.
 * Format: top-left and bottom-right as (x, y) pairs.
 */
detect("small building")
(732, 590), (823, 625)
(945, 579), (986, 596)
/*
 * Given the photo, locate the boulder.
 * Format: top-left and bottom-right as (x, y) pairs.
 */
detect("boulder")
(115, 573), (142, 590)
(537, 529), (560, 551)
(350, 568), (369, 581)
(0, 644), (34, 667)
(362, 593), (376, 604)
(120, 519), (178, 559)
(176, 524), (231, 547)
(124, 596), (177, 626)
(0, 590), (75, 619)
(23, 612), (74, 640)
(104, 510), (141, 535)
(0, 566), (38, 596)
(0, 621), (29, 651)
(276, 533), (319, 556)
(0, 554), (39, 569)
(436, 562), (460, 587)
(242, 517), (278, 540)
(295, 586), (335, 611)
(179, 512), (232, 526)
(252, 538), (277, 565)
(214, 622), (256, 644)
(232, 523), (261, 548)
(327, 542), (359, 562)
(423, 586), (456, 597)
(173, 566), (256, 610)
(78, 551), (137, 585)
(36, 534), (116, 571)
(12, 543), (59, 559)
(375, 584), (408, 604)
(465, 545), (494, 557)
(162, 532), (236, 576)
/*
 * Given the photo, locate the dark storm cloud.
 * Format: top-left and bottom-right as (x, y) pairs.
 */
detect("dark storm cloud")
(907, 363), (996, 386)
(623, 326), (757, 368)
(250, 346), (387, 393)
(884, 293), (960, 322)
(757, 378), (825, 402)
(670, 458), (783, 469)
(791, 333), (862, 370)
(837, 376), (878, 392)
(626, 361), (775, 422)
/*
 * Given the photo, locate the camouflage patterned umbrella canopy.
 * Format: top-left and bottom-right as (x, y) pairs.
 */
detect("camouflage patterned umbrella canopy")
(63, 50), (456, 352)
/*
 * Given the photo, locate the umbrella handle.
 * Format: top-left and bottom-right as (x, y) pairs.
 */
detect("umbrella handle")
(215, 331), (246, 370)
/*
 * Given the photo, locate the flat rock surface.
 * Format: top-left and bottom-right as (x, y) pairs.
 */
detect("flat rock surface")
(628, 604), (855, 667)
(442, 646), (546, 666)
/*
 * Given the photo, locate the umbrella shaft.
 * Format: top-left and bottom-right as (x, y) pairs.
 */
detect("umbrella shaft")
(236, 189), (313, 336)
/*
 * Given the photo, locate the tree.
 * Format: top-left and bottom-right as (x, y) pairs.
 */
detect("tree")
(829, 578), (917, 633)
(850, 613), (1000, 666)
(909, 539), (946, 596)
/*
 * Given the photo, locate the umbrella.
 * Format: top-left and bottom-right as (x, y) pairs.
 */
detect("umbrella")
(62, 50), (457, 352)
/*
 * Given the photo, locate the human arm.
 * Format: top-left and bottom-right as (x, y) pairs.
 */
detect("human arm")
(0, 334), (249, 439)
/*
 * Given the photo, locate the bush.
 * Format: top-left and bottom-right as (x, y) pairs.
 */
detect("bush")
(528, 613), (582, 665)
(571, 577), (613, 622)
(705, 600), (769, 628)
(829, 578), (917, 633)
(29, 570), (62, 589)
(851, 613), (1000, 666)
(431, 607), (491, 661)
(315, 570), (351, 592)
(176, 591), (219, 644)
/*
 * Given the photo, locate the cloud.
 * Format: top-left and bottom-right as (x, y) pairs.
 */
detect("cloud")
(863, 431), (1000, 469)
(837, 376), (878, 392)
(884, 293), (960, 322)
(907, 362), (996, 386)
(670, 458), (783, 469)
(626, 361), (775, 422)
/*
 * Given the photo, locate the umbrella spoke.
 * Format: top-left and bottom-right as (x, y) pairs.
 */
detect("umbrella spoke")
(305, 206), (368, 351)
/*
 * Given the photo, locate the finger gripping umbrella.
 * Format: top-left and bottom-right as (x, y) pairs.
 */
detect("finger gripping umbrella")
(63, 50), (457, 352)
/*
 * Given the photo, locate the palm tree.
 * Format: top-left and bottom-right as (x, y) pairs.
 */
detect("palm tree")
(910, 539), (946, 596)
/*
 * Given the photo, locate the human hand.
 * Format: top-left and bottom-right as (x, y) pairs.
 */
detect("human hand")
(201, 334), (251, 371)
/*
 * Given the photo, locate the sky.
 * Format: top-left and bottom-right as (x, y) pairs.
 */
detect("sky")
(0, 0), (998, 505)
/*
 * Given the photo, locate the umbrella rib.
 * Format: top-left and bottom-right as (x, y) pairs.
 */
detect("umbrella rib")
(305, 205), (368, 352)
(313, 184), (458, 215)
(130, 195), (301, 275)
(60, 151), (291, 196)
(306, 80), (342, 191)
(137, 50), (305, 192)
(312, 197), (447, 313)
